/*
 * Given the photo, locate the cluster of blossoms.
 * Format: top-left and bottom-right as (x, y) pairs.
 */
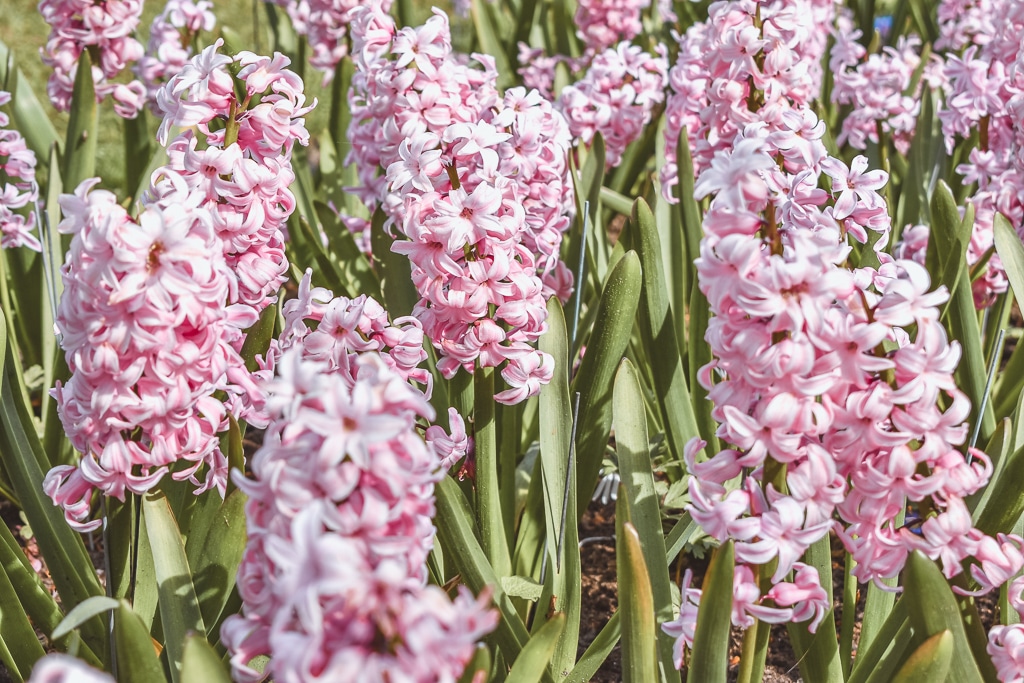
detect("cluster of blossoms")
(558, 42), (668, 167)
(830, 14), (932, 155)
(989, 576), (1024, 681)
(222, 340), (490, 681)
(269, 0), (392, 79)
(135, 0), (216, 114)
(928, 0), (1024, 308)
(574, 0), (646, 53)
(0, 92), (40, 251)
(38, 0), (146, 117)
(660, 0), (834, 200)
(45, 44), (313, 531)
(660, 1), (1024, 666)
(347, 2), (575, 404)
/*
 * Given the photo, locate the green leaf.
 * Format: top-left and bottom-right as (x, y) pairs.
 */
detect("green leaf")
(847, 599), (909, 683)
(0, 318), (107, 657)
(507, 613), (565, 683)
(113, 601), (164, 683)
(902, 552), (985, 683)
(688, 540), (734, 682)
(0, 553), (47, 679)
(535, 299), (582, 676)
(433, 477), (533, 667)
(183, 488), (248, 629)
(628, 198), (701, 462)
(371, 212), (418, 318)
(143, 490), (206, 683)
(572, 250), (642, 507)
(616, 512), (659, 683)
(786, 536), (843, 683)
(470, 0), (513, 90)
(239, 304), (278, 374)
(315, 201), (382, 301)
(180, 634), (231, 683)
(995, 213), (1024, 311)
(891, 630), (953, 683)
(0, 41), (61, 165)
(613, 359), (679, 681)
(500, 575), (544, 602)
(457, 646), (492, 683)
(123, 114), (152, 203)
(63, 49), (98, 191)
(52, 596), (119, 641)
(474, 366), (511, 579)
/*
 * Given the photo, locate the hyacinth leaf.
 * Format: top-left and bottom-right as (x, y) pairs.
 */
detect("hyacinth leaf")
(598, 186), (634, 216)
(183, 488), (247, 629)
(123, 114), (151, 202)
(112, 600), (164, 682)
(0, 324), (107, 659)
(262, 2), (300, 61)
(142, 491), (206, 683)
(687, 282), (719, 456)
(613, 359), (679, 681)
(895, 87), (936, 232)
(787, 536), (843, 683)
(470, 0), (513, 90)
(535, 298), (582, 675)
(689, 540), (734, 682)
(890, 630), (953, 683)
(654, 119), (682, 326)
(475, 366), (511, 578)
(507, 613), (566, 683)
(925, 180), (970, 303)
(973, 440), (1024, 538)
(0, 41), (60, 165)
(239, 304), (278, 374)
(371, 212), (418, 318)
(315, 202), (382, 302)
(180, 634), (231, 683)
(323, 56), (355, 210)
(616, 521), (659, 682)
(40, 143), (64, 436)
(566, 611), (621, 683)
(846, 600), (909, 683)
(51, 596), (119, 641)
(571, 250), (641, 506)
(860, 576), (900, 657)
(0, 552), (47, 680)
(675, 130), (703, 285)
(966, 418), (1010, 516)
(457, 645), (492, 683)
(946, 256), (997, 448)
(627, 198), (700, 464)
(63, 48), (98, 192)
(0, 520), (98, 663)
(902, 552), (985, 683)
(995, 213), (1024, 311)
(433, 476), (533, 665)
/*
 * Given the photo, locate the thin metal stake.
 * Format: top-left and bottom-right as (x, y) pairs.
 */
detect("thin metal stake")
(969, 327), (1006, 458)
(556, 391), (582, 574)
(38, 208), (61, 341)
(569, 201), (590, 349)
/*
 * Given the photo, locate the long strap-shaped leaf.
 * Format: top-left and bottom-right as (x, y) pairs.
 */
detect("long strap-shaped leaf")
(628, 199), (701, 464)
(571, 251), (641, 508)
(62, 49), (98, 191)
(614, 359), (679, 682)
(688, 540), (734, 682)
(0, 313), (107, 658)
(616, 494), (659, 683)
(143, 491), (206, 683)
(506, 613), (565, 683)
(535, 299), (582, 676)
